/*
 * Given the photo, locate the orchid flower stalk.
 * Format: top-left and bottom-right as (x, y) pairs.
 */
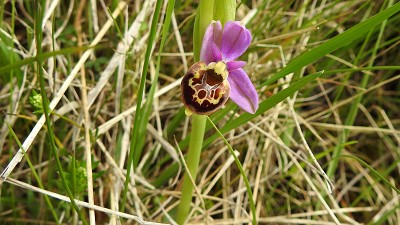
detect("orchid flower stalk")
(176, 1), (258, 224)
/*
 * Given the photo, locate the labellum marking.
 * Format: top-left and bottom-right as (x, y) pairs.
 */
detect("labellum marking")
(181, 61), (230, 115)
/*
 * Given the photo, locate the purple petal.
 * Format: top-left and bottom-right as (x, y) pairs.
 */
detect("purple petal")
(226, 60), (246, 71)
(228, 68), (258, 114)
(220, 21), (252, 61)
(200, 21), (223, 63)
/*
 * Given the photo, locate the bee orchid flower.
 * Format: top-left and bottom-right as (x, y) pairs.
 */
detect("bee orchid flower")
(181, 20), (258, 115)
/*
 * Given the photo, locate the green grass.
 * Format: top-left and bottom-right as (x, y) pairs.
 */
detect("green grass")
(1, 0), (400, 224)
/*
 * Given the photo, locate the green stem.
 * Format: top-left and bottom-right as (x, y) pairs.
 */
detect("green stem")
(34, 1), (87, 224)
(176, 114), (207, 224)
(176, 0), (237, 224)
(120, 0), (163, 212)
(192, 0), (214, 62)
(176, 1), (214, 223)
(6, 122), (59, 223)
(213, 0), (236, 26)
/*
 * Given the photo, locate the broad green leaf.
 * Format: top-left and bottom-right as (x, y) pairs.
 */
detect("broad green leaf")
(203, 71), (324, 147)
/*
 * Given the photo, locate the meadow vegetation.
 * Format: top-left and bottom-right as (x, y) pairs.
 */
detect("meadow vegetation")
(0, 0), (400, 224)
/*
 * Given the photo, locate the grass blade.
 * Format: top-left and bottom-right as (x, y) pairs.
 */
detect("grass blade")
(120, 0), (164, 212)
(203, 71), (324, 148)
(261, 1), (400, 87)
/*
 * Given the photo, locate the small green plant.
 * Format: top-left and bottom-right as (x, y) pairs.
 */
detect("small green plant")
(62, 156), (104, 196)
(28, 90), (44, 114)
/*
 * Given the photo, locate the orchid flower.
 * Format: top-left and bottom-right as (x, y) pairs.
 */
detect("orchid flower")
(181, 21), (258, 115)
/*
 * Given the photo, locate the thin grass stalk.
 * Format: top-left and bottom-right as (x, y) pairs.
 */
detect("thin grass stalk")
(327, 0), (394, 178)
(0, 2), (126, 183)
(138, 0), (176, 158)
(6, 122), (60, 223)
(0, 0), (4, 21)
(120, 0), (164, 212)
(260, 1), (400, 88)
(9, 0), (15, 113)
(331, 4), (373, 104)
(0, 47), (99, 77)
(74, 0), (96, 222)
(34, 1), (88, 224)
(80, 32), (96, 225)
(207, 117), (257, 225)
